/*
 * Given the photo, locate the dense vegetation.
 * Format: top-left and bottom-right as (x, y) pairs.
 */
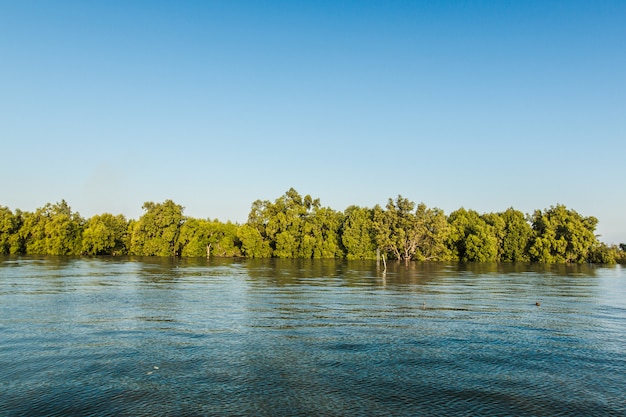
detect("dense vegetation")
(1, 188), (624, 263)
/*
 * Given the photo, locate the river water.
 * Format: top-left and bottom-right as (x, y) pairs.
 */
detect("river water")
(1, 256), (624, 416)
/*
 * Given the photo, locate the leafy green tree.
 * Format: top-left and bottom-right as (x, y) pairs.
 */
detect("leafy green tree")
(372, 196), (450, 261)
(237, 223), (272, 258)
(245, 188), (325, 258)
(481, 209), (532, 262)
(498, 208), (532, 262)
(206, 221), (241, 257)
(0, 206), (24, 254)
(615, 244), (626, 264)
(341, 205), (377, 260)
(178, 218), (241, 257)
(19, 200), (84, 255)
(0, 206), (14, 254)
(308, 206), (344, 258)
(373, 196), (415, 261)
(274, 230), (298, 258)
(271, 188), (317, 258)
(177, 217), (210, 257)
(587, 243), (616, 264)
(125, 219), (136, 253)
(130, 200), (185, 256)
(528, 205), (599, 263)
(413, 203), (452, 261)
(481, 212), (505, 260)
(82, 213), (129, 255)
(47, 201), (83, 255)
(19, 211), (43, 254)
(447, 208), (498, 262)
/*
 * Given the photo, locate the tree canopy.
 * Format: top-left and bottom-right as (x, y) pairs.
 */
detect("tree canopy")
(1, 190), (622, 264)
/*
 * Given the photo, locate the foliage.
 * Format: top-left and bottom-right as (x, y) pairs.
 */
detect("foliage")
(372, 196), (415, 261)
(177, 218), (210, 257)
(204, 221), (241, 257)
(82, 213), (129, 255)
(413, 203), (452, 261)
(306, 206), (344, 259)
(587, 243), (616, 264)
(19, 200), (84, 255)
(0, 191), (617, 264)
(238, 223), (272, 258)
(244, 188), (342, 259)
(0, 206), (23, 254)
(447, 208), (498, 262)
(615, 244), (626, 264)
(130, 200), (185, 256)
(497, 208), (532, 262)
(372, 197), (451, 261)
(528, 205), (599, 263)
(341, 206), (377, 260)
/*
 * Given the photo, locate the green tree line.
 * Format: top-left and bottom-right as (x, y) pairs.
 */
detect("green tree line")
(1, 188), (624, 263)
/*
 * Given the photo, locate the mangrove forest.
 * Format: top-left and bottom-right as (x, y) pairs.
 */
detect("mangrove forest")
(1, 188), (624, 264)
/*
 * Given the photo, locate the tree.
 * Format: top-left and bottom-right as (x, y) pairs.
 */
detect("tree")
(528, 205), (599, 263)
(372, 196), (449, 261)
(205, 220), (241, 257)
(244, 188), (325, 258)
(82, 213), (129, 255)
(308, 206), (344, 258)
(615, 244), (626, 264)
(0, 206), (23, 254)
(498, 208), (532, 262)
(130, 200), (185, 256)
(177, 217), (210, 257)
(237, 223), (272, 258)
(447, 208), (498, 262)
(341, 206), (377, 260)
(587, 243), (616, 264)
(19, 201), (84, 255)
(177, 217), (242, 258)
(413, 203), (451, 261)
(372, 196), (413, 260)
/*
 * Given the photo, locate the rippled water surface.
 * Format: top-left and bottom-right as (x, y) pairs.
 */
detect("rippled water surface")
(1, 256), (625, 416)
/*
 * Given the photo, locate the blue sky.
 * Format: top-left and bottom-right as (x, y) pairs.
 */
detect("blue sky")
(1, 1), (625, 244)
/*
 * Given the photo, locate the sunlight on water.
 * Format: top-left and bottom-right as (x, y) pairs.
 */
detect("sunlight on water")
(1, 257), (625, 416)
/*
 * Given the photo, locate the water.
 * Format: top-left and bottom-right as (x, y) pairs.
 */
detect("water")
(1, 256), (625, 416)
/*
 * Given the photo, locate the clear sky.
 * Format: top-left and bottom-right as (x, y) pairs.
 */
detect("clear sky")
(1, 1), (625, 244)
